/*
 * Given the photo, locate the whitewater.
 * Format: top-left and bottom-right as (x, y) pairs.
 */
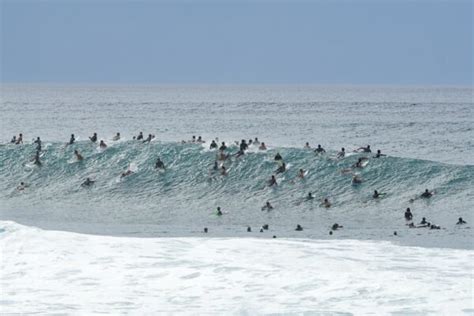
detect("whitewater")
(1, 85), (473, 314)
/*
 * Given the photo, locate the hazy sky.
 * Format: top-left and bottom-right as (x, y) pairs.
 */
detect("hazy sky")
(1, 0), (472, 84)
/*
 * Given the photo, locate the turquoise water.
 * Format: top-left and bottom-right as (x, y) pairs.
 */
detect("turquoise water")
(1, 85), (473, 248)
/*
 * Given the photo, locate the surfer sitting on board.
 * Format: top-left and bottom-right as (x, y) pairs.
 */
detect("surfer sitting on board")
(112, 132), (120, 141)
(259, 142), (267, 150)
(89, 133), (97, 143)
(155, 158), (165, 170)
(314, 144), (326, 154)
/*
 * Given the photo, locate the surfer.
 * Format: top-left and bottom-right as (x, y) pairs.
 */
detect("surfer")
(143, 134), (153, 143)
(81, 177), (95, 187)
(352, 157), (367, 168)
(219, 142), (227, 151)
(268, 175), (278, 186)
(358, 145), (371, 153)
(373, 190), (385, 198)
(295, 224), (303, 231)
(421, 189), (434, 198)
(89, 133), (97, 143)
(420, 217), (428, 225)
(314, 144), (326, 154)
(155, 158), (165, 170)
(74, 149), (84, 161)
(304, 142), (311, 149)
(430, 224), (441, 230)
(457, 217), (467, 225)
(220, 166), (227, 176)
(197, 136), (204, 143)
(321, 198), (331, 208)
(16, 133), (23, 144)
(216, 207), (223, 216)
(253, 137), (260, 145)
(261, 201), (274, 211)
(374, 150), (386, 158)
(337, 147), (345, 158)
(274, 152), (283, 162)
(112, 132), (120, 141)
(297, 169), (305, 179)
(352, 174), (363, 184)
(34, 137), (42, 151)
(332, 223), (343, 230)
(10, 135), (16, 143)
(136, 132), (144, 141)
(99, 140), (107, 148)
(17, 182), (28, 191)
(33, 151), (41, 166)
(210, 140), (218, 149)
(121, 169), (134, 178)
(69, 134), (76, 145)
(404, 208), (413, 221)
(240, 139), (248, 151)
(306, 192), (314, 200)
(276, 162), (286, 174)
(259, 142), (267, 150)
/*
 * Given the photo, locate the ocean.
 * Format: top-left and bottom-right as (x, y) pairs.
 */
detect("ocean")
(1, 85), (473, 314)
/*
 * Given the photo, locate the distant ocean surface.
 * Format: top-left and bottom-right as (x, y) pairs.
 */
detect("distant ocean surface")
(0, 85), (473, 248)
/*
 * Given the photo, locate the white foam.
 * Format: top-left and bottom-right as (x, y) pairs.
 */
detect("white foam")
(1, 221), (472, 315)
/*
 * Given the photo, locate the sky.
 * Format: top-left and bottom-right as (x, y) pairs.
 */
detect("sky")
(1, 0), (472, 85)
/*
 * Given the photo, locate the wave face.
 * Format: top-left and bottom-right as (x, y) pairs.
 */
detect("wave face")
(0, 141), (473, 247)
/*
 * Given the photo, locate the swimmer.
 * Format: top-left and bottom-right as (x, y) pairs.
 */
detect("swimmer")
(274, 152), (283, 162)
(219, 142), (227, 151)
(261, 201), (274, 211)
(297, 169), (305, 179)
(74, 150), (84, 161)
(258, 142), (267, 150)
(16, 133), (23, 144)
(336, 147), (345, 159)
(420, 189), (434, 198)
(321, 198), (331, 208)
(314, 144), (326, 154)
(81, 177), (95, 187)
(404, 208), (413, 221)
(112, 132), (120, 141)
(295, 224), (303, 231)
(143, 134), (153, 143)
(10, 135), (16, 143)
(420, 217), (428, 225)
(17, 182), (28, 191)
(357, 145), (371, 153)
(457, 217), (467, 225)
(220, 166), (227, 176)
(210, 140), (218, 149)
(304, 142), (311, 149)
(99, 140), (107, 148)
(374, 149), (386, 158)
(34, 137), (42, 151)
(352, 174), (363, 184)
(306, 192), (314, 200)
(253, 137), (260, 145)
(69, 134), (76, 145)
(155, 158), (165, 170)
(268, 175), (278, 186)
(136, 132), (144, 141)
(332, 223), (343, 230)
(216, 206), (223, 216)
(89, 133), (97, 143)
(276, 162), (286, 174)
